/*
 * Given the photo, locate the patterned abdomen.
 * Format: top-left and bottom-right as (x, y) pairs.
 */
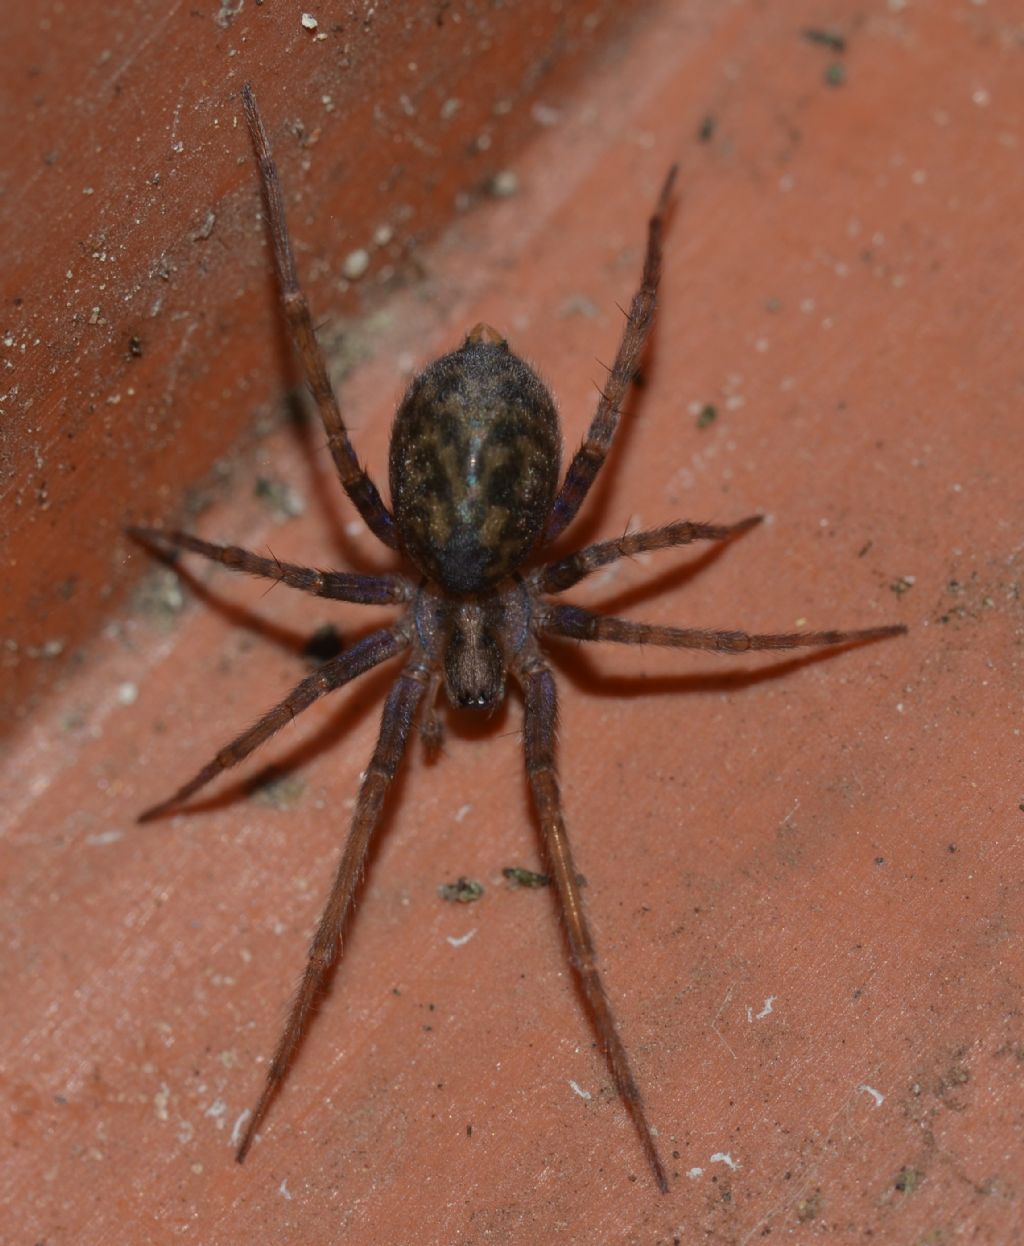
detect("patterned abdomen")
(389, 331), (561, 596)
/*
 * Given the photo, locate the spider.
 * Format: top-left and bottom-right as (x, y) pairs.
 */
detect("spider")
(130, 84), (906, 1193)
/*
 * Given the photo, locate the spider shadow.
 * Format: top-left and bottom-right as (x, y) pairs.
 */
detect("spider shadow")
(561, 519), (760, 618)
(533, 627), (900, 1089)
(550, 359), (650, 556)
(147, 658), (402, 821)
(258, 183), (401, 577)
(140, 648), (417, 1134)
(131, 531), (406, 816)
(133, 531), (311, 657)
(280, 388), (399, 575)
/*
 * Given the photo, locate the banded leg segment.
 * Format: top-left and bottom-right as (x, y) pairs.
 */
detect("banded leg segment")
(544, 166), (678, 544)
(236, 661), (429, 1161)
(541, 604), (907, 653)
(241, 84), (397, 550)
(518, 656), (669, 1193)
(138, 626), (409, 821)
(537, 515), (761, 594)
(128, 527), (410, 606)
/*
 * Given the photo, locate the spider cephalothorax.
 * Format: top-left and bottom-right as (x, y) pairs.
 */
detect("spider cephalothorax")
(131, 84), (906, 1192)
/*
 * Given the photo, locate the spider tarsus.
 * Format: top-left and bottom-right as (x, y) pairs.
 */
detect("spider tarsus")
(659, 163), (680, 209)
(731, 513), (764, 535)
(235, 1127), (255, 1164)
(126, 525), (171, 551)
(137, 802), (171, 824)
(837, 622), (908, 644)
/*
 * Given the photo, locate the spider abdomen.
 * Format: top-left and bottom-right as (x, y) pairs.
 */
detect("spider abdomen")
(389, 328), (560, 595)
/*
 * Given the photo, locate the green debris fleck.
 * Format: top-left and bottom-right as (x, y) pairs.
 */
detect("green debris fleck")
(696, 403), (718, 430)
(824, 62), (847, 88)
(895, 1166), (924, 1194)
(697, 113), (716, 144)
(438, 877), (484, 904)
(502, 866), (550, 889)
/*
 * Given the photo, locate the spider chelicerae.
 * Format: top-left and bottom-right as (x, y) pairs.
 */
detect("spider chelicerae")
(131, 84), (906, 1192)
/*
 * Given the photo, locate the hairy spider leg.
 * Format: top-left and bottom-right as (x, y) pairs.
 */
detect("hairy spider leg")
(544, 165), (678, 544)
(540, 606), (908, 653)
(516, 650), (670, 1193)
(128, 527), (411, 606)
(236, 661), (429, 1161)
(537, 515), (763, 594)
(241, 83), (397, 550)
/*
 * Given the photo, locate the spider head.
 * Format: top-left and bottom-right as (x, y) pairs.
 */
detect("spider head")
(443, 602), (505, 710)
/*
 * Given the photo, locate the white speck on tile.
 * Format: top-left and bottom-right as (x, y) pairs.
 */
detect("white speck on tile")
(687, 1167), (704, 1179)
(454, 803), (472, 823)
(86, 830), (124, 846)
(116, 681), (138, 706)
(342, 248), (370, 280)
(204, 1098), (228, 1122)
(568, 1080), (592, 1100)
(710, 1152), (740, 1171)
(755, 996), (776, 1020)
(153, 1083), (171, 1121)
(531, 102), (561, 127)
(447, 929), (477, 948)
(301, 12), (318, 30)
(279, 1178), (293, 1200)
(858, 1084), (885, 1107)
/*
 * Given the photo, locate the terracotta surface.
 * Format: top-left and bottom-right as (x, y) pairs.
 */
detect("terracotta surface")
(1, 0), (644, 722)
(3, 2), (1023, 1243)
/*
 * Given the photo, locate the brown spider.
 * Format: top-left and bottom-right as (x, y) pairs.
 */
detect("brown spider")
(130, 84), (906, 1192)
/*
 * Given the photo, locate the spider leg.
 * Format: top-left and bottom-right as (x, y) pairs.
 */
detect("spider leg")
(544, 166), (677, 544)
(236, 658), (429, 1161)
(417, 669), (445, 757)
(128, 527), (410, 606)
(241, 84), (397, 550)
(516, 650), (669, 1193)
(536, 515), (761, 594)
(541, 603), (907, 652)
(138, 625), (409, 821)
